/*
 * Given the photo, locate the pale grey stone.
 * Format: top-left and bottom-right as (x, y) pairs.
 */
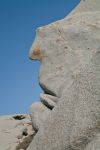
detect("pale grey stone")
(27, 0), (100, 149)
(30, 102), (51, 131)
(40, 93), (58, 109)
(85, 133), (100, 150)
(0, 115), (34, 150)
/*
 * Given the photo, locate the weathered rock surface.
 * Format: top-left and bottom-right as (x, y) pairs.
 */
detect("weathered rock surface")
(40, 93), (58, 109)
(0, 114), (34, 150)
(27, 0), (100, 150)
(30, 102), (51, 131)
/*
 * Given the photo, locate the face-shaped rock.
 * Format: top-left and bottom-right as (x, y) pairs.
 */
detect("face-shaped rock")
(28, 0), (100, 149)
(29, 11), (100, 98)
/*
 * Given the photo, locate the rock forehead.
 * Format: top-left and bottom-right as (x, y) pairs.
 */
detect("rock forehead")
(29, 0), (100, 61)
(70, 0), (100, 15)
(30, 11), (100, 60)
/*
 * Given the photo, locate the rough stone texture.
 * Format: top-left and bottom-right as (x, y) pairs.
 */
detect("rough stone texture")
(30, 102), (51, 131)
(40, 94), (58, 109)
(0, 114), (34, 150)
(85, 133), (100, 150)
(27, 0), (100, 150)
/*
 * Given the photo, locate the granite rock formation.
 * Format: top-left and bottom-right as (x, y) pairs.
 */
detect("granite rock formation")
(30, 102), (51, 132)
(27, 0), (100, 149)
(0, 114), (34, 150)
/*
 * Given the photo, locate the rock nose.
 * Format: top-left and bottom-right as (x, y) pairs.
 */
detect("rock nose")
(29, 43), (41, 60)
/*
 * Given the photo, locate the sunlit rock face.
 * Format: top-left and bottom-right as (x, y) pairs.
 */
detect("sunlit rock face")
(28, 0), (100, 149)
(0, 114), (34, 150)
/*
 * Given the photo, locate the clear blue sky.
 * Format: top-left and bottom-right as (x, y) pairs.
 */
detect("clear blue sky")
(0, 0), (80, 115)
